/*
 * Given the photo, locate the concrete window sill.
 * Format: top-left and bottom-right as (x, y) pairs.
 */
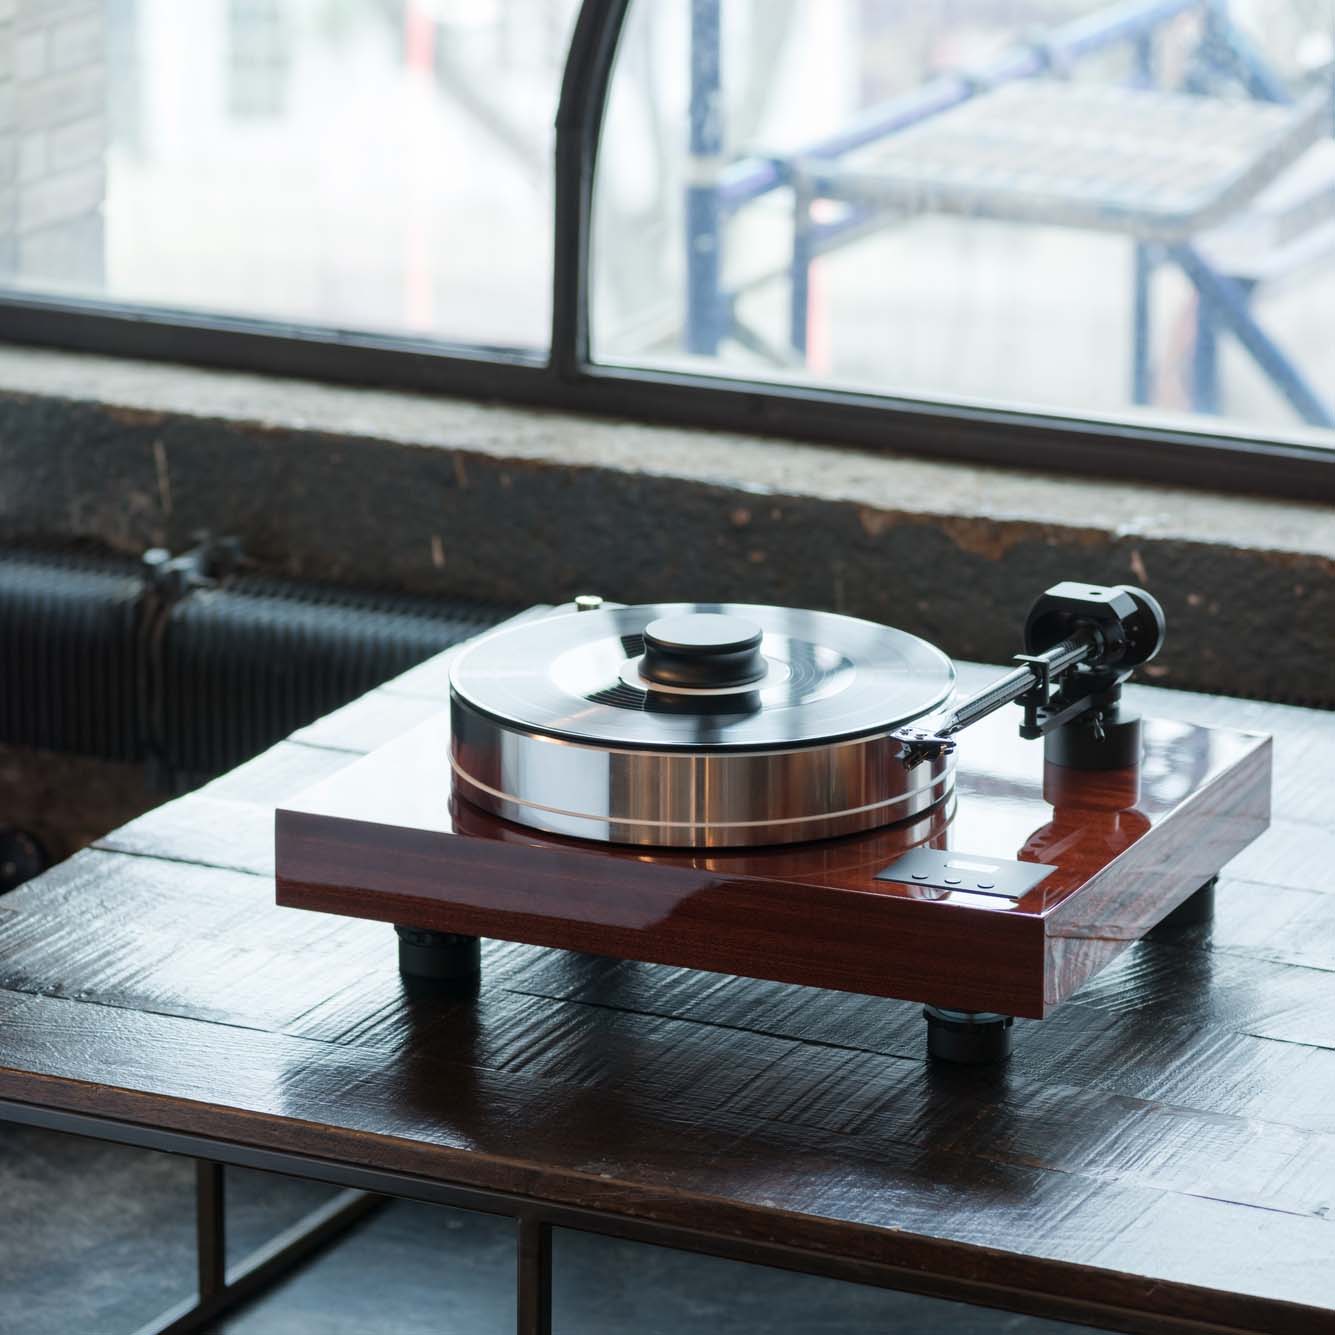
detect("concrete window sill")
(1, 345), (1331, 703)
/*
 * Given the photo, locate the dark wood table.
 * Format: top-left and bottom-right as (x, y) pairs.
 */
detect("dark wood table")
(2, 635), (1334, 1334)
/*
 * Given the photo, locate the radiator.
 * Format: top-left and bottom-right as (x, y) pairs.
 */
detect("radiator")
(156, 572), (503, 786)
(0, 539), (507, 789)
(0, 546), (146, 762)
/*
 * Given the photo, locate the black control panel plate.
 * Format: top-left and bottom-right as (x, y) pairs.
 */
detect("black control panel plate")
(874, 848), (1056, 900)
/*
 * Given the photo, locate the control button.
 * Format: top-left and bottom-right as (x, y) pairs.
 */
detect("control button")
(874, 853), (1056, 897)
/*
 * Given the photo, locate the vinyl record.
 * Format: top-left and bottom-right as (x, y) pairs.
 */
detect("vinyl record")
(449, 602), (954, 751)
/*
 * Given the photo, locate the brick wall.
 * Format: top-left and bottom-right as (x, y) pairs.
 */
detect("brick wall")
(0, 0), (106, 288)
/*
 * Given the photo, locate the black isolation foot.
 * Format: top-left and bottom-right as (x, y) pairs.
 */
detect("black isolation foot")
(1044, 709), (1143, 770)
(1155, 876), (1218, 931)
(924, 1006), (1015, 1065)
(395, 926), (481, 993)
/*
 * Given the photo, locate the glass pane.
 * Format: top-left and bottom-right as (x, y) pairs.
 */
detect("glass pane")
(593, 1), (1335, 447)
(0, 0), (579, 349)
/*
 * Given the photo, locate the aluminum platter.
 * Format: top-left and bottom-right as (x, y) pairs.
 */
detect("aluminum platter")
(449, 602), (957, 848)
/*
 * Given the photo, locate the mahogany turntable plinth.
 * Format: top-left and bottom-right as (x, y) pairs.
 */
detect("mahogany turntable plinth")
(275, 703), (1270, 1027)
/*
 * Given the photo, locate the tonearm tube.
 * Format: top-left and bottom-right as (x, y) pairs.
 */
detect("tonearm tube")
(896, 582), (1166, 770)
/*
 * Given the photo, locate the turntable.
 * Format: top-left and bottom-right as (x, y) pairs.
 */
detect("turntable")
(276, 583), (1271, 1064)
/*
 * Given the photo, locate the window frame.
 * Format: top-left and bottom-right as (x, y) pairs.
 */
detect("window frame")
(1, 0), (1332, 503)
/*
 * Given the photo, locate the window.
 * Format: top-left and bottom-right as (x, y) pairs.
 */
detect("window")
(593, 0), (1335, 445)
(2, 0), (578, 350)
(2, 1), (1334, 496)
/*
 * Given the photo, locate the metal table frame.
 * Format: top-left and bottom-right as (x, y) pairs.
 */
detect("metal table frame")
(131, 1165), (378, 1335)
(0, 1095), (1268, 1335)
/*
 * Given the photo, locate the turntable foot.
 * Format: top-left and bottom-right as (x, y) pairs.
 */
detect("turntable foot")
(923, 1006), (1014, 1065)
(395, 926), (481, 992)
(1155, 876), (1218, 931)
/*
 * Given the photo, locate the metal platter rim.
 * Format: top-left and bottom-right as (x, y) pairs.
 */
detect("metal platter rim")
(449, 602), (956, 754)
(449, 749), (956, 843)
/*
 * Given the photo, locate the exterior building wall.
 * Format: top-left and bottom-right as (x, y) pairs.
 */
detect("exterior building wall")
(0, 0), (106, 288)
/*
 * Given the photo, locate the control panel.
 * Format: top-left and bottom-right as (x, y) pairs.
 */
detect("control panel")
(874, 848), (1055, 900)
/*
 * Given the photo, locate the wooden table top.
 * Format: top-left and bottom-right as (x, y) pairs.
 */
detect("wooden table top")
(2, 642), (1334, 1333)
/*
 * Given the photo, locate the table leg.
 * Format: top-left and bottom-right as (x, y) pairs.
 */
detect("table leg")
(516, 1215), (554, 1335)
(686, 0), (724, 357)
(1191, 288), (1221, 416)
(1169, 243), (1334, 429)
(196, 1160), (226, 1304)
(1132, 241), (1155, 406)
(790, 181), (814, 361)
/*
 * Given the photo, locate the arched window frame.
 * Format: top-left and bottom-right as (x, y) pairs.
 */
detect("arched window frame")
(0, 0), (1331, 502)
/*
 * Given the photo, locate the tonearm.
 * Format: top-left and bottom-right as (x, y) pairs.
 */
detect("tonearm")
(896, 582), (1166, 770)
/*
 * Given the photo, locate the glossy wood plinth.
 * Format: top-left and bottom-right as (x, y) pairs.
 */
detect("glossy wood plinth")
(275, 706), (1271, 1018)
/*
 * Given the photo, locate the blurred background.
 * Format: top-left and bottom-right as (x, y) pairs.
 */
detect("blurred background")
(4, 0), (1335, 438)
